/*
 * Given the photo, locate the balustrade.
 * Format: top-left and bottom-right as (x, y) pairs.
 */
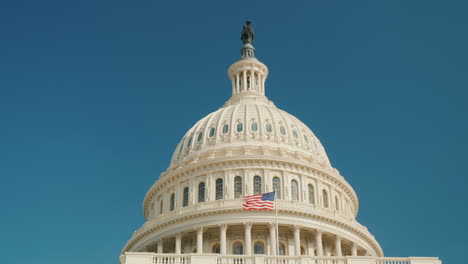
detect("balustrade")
(121, 253), (441, 264)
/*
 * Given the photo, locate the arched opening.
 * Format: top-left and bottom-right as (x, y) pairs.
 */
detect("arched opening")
(234, 176), (243, 198)
(272, 177), (281, 199)
(170, 193), (175, 211)
(232, 241), (244, 255)
(278, 243), (286, 256)
(216, 178), (224, 200)
(254, 241), (265, 254)
(308, 184), (315, 204)
(212, 243), (220, 254)
(323, 189), (329, 208)
(198, 182), (205, 203)
(301, 246), (306, 255)
(291, 180), (299, 201)
(183, 187), (189, 207)
(254, 176), (262, 194)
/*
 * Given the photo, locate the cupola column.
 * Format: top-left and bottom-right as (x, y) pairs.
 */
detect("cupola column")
(315, 230), (323, 256)
(196, 227), (204, 253)
(245, 71), (247, 92)
(244, 223), (252, 255)
(294, 225), (301, 256)
(335, 235), (342, 257)
(220, 224), (227, 255)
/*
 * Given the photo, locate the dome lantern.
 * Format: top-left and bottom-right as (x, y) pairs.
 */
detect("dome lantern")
(228, 22), (269, 102)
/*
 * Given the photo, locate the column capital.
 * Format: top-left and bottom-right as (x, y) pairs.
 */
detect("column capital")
(268, 222), (276, 229)
(196, 227), (203, 233)
(219, 224), (228, 231)
(335, 234), (342, 241)
(244, 222), (252, 229)
(293, 225), (301, 232)
(315, 229), (323, 236)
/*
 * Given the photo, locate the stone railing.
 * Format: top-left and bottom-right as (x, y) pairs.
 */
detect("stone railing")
(120, 253), (442, 264)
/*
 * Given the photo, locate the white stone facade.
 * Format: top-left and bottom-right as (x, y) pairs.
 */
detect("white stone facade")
(120, 27), (442, 264)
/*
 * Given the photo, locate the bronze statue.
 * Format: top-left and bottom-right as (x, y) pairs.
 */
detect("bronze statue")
(241, 21), (254, 44)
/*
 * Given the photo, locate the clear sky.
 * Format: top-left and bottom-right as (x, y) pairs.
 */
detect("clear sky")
(0, 1), (466, 263)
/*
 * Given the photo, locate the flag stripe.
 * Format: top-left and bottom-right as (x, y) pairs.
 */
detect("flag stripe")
(242, 191), (275, 210)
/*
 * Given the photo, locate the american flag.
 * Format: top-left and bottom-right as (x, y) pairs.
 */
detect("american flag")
(242, 191), (275, 210)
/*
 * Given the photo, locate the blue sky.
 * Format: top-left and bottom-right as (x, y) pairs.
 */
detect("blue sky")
(0, 1), (466, 263)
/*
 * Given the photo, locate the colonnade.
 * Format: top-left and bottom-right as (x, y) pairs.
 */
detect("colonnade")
(231, 69), (265, 95)
(152, 223), (363, 257)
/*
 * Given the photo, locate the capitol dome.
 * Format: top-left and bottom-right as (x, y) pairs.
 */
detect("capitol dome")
(119, 22), (412, 264)
(170, 95), (331, 168)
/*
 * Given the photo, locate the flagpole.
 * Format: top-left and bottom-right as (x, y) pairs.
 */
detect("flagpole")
(275, 192), (280, 256)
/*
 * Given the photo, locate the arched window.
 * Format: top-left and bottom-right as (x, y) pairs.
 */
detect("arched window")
(279, 243), (286, 256)
(222, 124), (229, 134)
(234, 176), (243, 198)
(232, 242), (243, 255)
(197, 132), (203, 142)
(308, 184), (315, 204)
(198, 182), (205, 203)
(212, 243), (220, 254)
(335, 196), (340, 211)
(216, 178), (224, 200)
(301, 246), (306, 255)
(272, 177), (281, 199)
(323, 189), (329, 208)
(266, 123), (273, 133)
(159, 200), (163, 214)
(170, 193), (175, 211)
(254, 176), (262, 195)
(254, 242), (265, 254)
(183, 187), (189, 207)
(291, 180), (299, 201)
(187, 137), (193, 148)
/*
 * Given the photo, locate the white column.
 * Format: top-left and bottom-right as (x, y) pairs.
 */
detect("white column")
(196, 227), (203, 253)
(244, 223), (252, 255)
(175, 233), (181, 254)
(242, 70), (247, 91)
(335, 235), (342, 257)
(250, 70), (254, 91)
(351, 242), (358, 256)
(231, 78), (235, 95)
(157, 239), (163, 253)
(315, 230), (323, 256)
(260, 74), (264, 94)
(220, 224), (227, 255)
(294, 225), (301, 256)
(269, 223), (277, 256)
(236, 73), (240, 93)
